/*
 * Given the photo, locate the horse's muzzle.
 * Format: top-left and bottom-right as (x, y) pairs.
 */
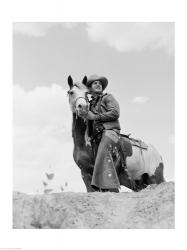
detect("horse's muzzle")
(77, 105), (88, 117)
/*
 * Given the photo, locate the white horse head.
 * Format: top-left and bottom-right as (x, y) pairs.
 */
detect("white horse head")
(67, 75), (89, 116)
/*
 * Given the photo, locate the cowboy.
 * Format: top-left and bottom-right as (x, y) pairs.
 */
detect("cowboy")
(83, 75), (121, 192)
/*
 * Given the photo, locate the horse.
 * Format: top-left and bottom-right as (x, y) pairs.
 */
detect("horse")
(67, 75), (165, 192)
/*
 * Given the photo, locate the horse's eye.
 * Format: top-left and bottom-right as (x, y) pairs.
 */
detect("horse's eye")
(68, 90), (74, 95)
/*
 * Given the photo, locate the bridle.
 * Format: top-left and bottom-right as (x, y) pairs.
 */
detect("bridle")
(74, 96), (88, 109)
(67, 91), (90, 119)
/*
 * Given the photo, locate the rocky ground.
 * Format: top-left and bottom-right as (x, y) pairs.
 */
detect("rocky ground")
(13, 181), (174, 229)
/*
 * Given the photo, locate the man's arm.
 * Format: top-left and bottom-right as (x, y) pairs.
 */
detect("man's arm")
(94, 94), (120, 122)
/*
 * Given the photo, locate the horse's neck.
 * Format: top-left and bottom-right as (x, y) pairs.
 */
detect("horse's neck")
(72, 113), (87, 148)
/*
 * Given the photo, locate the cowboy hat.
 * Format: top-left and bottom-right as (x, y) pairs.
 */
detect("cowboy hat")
(86, 75), (108, 90)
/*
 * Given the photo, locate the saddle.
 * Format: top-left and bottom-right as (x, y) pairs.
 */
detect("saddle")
(118, 133), (148, 168)
(120, 133), (148, 150)
(119, 136), (133, 158)
(130, 138), (148, 150)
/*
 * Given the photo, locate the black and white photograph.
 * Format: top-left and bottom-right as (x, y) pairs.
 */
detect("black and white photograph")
(13, 22), (174, 229)
(2, 0), (187, 249)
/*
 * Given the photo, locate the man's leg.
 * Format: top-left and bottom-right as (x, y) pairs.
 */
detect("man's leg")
(91, 130), (120, 190)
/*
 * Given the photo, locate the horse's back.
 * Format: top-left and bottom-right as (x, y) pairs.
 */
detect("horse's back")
(126, 141), (163, 180)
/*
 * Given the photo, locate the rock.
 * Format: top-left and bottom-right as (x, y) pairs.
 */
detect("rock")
(13, 182), (174, 229)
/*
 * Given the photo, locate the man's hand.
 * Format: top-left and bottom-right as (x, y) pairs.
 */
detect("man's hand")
(86, 111), (97, 120)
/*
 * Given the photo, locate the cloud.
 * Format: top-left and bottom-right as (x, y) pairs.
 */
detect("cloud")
(86, 22), (174, 54)
(63, 22), (79, 29)
(13, 22), (174, 54)
(13, 84), (86, 193)
(131, 96), (150, 104)
(14, 84), (71, 133)
(13, 23), (55, 37)
(13, 22), (79, 37)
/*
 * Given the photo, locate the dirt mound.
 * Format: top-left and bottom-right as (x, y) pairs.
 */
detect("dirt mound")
(13, 181), (174, 229)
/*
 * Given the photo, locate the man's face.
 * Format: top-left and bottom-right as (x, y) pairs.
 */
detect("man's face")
(90, 81), (103, 94)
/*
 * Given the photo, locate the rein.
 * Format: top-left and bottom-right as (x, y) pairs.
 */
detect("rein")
(75, 96), (89, 119)
(67, 89), (90, 134)
(72, 96), (89, 137)
(67, 91), (89, 117)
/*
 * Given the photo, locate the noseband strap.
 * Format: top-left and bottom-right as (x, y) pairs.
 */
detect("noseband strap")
(73, 96), (89, 120)
(73, 96), (88, 109)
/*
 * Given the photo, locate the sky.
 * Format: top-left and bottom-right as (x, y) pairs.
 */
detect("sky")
(13, 22), (174, 194)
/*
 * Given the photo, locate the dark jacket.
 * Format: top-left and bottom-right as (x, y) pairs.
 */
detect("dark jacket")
(90, 93), (121, 131)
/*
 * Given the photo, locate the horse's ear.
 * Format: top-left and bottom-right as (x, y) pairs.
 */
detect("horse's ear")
(68, 75), (73, 89)
(82, 76), (87, 86)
